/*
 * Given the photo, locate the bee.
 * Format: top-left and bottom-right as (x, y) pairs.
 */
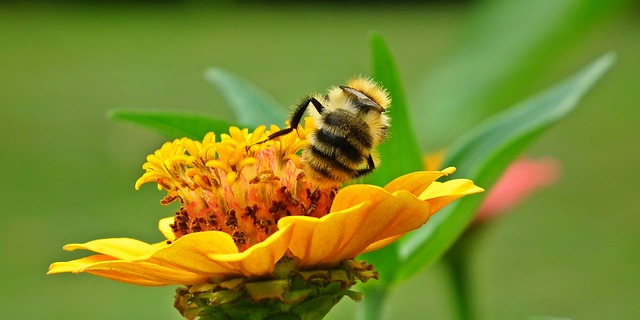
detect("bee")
(263, 77), (391, 186)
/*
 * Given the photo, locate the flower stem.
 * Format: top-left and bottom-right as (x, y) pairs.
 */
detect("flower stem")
(443, 253), (472, 320)
(443, 225), (482, 320)
(356, 284), (388, 320)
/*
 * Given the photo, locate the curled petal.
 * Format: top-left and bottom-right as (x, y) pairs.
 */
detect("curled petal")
(279, 185), (431, 268)
(384, 168), (456, 196)
(419, 179), (485, 213)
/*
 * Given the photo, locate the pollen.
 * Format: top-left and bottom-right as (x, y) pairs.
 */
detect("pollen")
(136, 120), (337, 252)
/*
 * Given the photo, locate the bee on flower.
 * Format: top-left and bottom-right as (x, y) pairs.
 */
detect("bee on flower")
(48, 78), (483, 320)
(257, 77), (391, 186)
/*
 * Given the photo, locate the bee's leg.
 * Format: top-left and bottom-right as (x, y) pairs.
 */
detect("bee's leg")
(308, 97), (326, 114)
(262, 97), (325, 141)
(355, 154), (376, 177)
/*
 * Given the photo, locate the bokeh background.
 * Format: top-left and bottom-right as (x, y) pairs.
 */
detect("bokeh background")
(1, 1), (638, 319)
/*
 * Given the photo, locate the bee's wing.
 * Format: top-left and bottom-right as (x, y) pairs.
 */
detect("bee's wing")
(340, 86), (386, 113)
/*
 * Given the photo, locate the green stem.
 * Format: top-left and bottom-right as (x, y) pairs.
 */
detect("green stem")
(443, 251), (472, 320)
(443, 224), (483, 320)
(355, 284), (388, 320)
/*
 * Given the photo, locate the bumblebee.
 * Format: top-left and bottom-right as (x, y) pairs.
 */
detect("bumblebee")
(265, 77), (391, 186)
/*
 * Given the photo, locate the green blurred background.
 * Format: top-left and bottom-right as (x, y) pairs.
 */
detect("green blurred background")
(1, 1), (638, 319)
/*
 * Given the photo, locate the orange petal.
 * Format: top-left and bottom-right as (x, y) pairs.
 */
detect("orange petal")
(209, 224), (294, 276)
(384, 168), (456, 197)
(419, 179), (485, 213)
(333, 186), (434, 244)
(279, 185), (431, 268)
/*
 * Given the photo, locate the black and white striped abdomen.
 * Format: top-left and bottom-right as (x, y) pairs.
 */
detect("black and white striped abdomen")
(303, 110), (374, 185)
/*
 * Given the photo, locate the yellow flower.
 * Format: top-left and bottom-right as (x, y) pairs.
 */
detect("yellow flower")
(48, 119), (482, 318)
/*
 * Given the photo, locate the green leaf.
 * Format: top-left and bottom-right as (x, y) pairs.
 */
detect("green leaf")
(412, 0), (631, 149)
(363, 32), (424, 186)
(109, 109), (237, 140)
(395, 53), (616, 282)
(357, 33), (424, 284)
(204, 68), (287, 126)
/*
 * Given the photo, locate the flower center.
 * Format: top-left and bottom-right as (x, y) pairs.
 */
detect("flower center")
(136, 119), (338, 251)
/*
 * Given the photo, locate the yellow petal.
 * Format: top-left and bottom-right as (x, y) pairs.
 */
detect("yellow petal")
(62, 238), (159, 260)
(333, 186), (433, 244)
(361, 235), (403, 254)
(208, 224), (294, 276)
(419, 179), (485, 213)
(48, 254), (206, 286)
(384, 168), (456, 197)
(49, 227), (293, 286)
(82, 260), (209, 286)
(48, 255), (115, 274)
(147, 231), (240, 275)
(148, 226), (293, 278)
(279, 185), (431, 268)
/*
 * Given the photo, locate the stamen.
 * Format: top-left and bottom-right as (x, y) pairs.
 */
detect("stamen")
(137, 120), (338, 252)
(206, 160), (230, 172)
(238, 157), (258, 171)
(225, 171), (238, 185)
(249, 125), (267, 145)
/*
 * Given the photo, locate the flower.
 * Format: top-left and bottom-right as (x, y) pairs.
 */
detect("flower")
(49, 119), (483, 319)
(476, 157), (560, 221)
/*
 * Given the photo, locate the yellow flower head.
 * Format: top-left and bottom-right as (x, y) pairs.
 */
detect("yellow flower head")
(49, 119), (483, 287)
